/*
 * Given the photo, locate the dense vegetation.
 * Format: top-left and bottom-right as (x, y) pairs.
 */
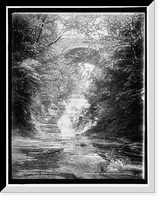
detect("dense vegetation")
(11, 14), (85, 135)
(12, 15), (40, 135)
(11, 13), (144, 142)
(85, 14), (144, 142)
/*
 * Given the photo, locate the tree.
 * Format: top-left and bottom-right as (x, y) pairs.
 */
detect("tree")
(86, 14), (144, 142)
(12, 14), (57, 135)
(12, 14), (36, 62)
(12, 59), (40, 135)
(12, 13), (69, 134)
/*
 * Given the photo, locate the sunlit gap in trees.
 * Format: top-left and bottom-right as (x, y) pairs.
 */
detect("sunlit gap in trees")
(57, 62), (96, 139)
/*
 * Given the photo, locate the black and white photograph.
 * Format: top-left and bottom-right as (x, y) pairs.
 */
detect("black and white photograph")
(10, 8), (146, 183)
(7, 6), (150, 187)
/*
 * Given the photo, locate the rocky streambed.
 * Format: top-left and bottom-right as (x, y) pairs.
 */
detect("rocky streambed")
(12, 126), (143, 180)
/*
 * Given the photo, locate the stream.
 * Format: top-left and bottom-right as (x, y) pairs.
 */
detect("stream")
(12, 79), (143, 180)
(12, 125), (143, 180)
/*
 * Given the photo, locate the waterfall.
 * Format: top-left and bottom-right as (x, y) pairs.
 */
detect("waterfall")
(57, 63), (95, 139)
(57, 94), (90, 139)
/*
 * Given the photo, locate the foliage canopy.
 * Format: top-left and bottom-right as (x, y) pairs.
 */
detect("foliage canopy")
(11, 13), (144, 141)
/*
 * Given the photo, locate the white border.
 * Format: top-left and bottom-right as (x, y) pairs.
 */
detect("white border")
(3, 4), (155, 193)
(146, 0), (155, 192)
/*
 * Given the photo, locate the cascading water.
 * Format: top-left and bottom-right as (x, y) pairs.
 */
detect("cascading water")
(57, 63), (95, 139)
(57, 94), (90, 139)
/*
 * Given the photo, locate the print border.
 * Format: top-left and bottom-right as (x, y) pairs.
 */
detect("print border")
(3, 2), (155, 192)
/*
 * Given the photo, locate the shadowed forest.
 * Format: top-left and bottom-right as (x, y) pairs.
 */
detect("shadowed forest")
(11, 12), (145, 181)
